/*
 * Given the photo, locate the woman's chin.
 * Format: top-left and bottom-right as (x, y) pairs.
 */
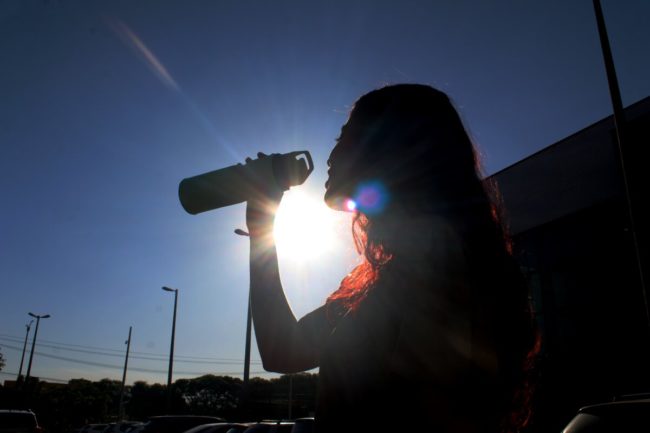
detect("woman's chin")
(323, 189), (337, 209)
(324, 188), (341, 210)
(325, 191), (355, 212)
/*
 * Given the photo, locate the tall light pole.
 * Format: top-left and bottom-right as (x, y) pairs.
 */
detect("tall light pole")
(25, 312), (50, 383)
(17, 320), (33, 381)
(592, 0), (650, 334)
(162, 286), (178, 412)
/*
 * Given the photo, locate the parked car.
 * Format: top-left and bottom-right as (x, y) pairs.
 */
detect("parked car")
(0, 410), (42, 433)
(101, 424), (116, 433)
(289, 418), (313, 433)
(241, 422), (293, 433)
(103, 422), (142, 433)
(224, 427), (249, 433)
(562, 395), (650, 432)
(139, 416), (225, 433)
(181, 423), (249, 433)
(78, 424), (108, 433)
(267, 422), (293, 433)
(124, 423), (145, 433)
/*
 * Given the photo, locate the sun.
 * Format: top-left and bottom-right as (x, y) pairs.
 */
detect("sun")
(273, 189), (346, 262)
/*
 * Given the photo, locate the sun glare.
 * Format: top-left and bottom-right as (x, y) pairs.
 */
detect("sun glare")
(274, 190), (345, 262)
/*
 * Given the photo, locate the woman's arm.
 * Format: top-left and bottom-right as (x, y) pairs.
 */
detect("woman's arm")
(246, 176), (330, 374)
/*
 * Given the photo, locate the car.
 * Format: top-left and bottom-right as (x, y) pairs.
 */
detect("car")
(562, 394), (650, 432)
(124, 423), (145, 433)
(289, 418), (313, 433)
(103, 422), (142, 433)
(139, 416), (225, 433)
(267, 422), (293, 433)
(79, 425), (108, 433)
(240, 421), (293, 433)
(101, 424), (116, 433)
(181, 423), (249, 433)
(0, 410), (42, 433)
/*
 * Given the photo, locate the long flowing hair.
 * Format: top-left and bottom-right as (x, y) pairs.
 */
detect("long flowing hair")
(325, 84), (539, 431)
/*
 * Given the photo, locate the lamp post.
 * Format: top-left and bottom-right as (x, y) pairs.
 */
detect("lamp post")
(25, 312), (50, 383)
(592, 0), (650, 334)
(17, 320), (33, 381)
(162, 286), (178, 412)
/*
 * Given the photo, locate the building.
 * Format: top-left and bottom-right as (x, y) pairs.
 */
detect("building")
(491, 96), (650, 431)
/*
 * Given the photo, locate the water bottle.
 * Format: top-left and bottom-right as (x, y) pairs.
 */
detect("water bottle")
(178, 151), (314, 215)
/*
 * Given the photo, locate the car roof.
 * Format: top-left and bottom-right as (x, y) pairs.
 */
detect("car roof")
(148, 416), (219, 418)
(0, 410), (35, 414)
(579, 398), (650, 415)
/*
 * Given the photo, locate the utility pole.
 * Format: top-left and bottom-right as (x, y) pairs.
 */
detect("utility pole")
(241, 290), (253, 414)
(593, 0), (650, 333)
(243, 291), (252, 387)
(288, 374), (293, 420)
(17, 320), (33, 381)
(162, 286), (179, 412)
(25, 313), (50, 383)
(119, 326), (132, 421)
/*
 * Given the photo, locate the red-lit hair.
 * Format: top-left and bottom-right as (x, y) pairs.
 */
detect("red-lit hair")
(326, 212), (389, 315)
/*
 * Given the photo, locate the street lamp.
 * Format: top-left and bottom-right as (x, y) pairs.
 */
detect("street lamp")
(162, 286), (178, 412)
(17, 320), (33, 381)
(25, 312), (50, 383)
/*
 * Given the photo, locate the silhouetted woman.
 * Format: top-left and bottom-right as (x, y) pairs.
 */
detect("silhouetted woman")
(246, 84), (536, 433)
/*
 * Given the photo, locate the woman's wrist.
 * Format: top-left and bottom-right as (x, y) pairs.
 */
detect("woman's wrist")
(247, 212), (276, 237)
(248, 224), (274, 238)
(246, 189), (282, 237)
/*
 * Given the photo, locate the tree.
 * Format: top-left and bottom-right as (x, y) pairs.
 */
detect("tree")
(179, 374), (241, 417)
(128, 381), (167, 419)
(0, 348), (5, 371)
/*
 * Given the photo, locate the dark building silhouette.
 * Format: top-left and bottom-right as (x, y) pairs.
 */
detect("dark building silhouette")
(490, 96), (650, 431)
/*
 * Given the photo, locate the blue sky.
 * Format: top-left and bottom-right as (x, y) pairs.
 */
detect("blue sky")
(1, 0), (649, 385)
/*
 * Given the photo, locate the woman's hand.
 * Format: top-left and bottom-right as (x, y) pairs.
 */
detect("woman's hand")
(245, 152), (284, 237)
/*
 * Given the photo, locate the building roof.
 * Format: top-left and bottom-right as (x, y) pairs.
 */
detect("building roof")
(490, 96), (650, 236)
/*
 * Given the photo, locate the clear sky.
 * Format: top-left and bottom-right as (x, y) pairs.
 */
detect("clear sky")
(1, 0), (649, 385)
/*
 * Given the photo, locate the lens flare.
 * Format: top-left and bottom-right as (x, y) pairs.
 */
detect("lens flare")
(353, 181), (388, 214)
(345, 199), (357, 211)
(109, 19), (179, 91)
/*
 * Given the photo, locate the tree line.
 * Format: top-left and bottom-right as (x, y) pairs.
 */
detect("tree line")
(0, 373), (318, 433)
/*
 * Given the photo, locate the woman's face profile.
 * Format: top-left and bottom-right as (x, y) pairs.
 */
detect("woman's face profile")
(324, 121), (359, 210)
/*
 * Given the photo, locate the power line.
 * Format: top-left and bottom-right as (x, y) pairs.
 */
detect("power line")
(0, 334), (263, 364)
(1, 343), (272, 377)
(0, 370), (68, 384)
(0, 336), (262, 365)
